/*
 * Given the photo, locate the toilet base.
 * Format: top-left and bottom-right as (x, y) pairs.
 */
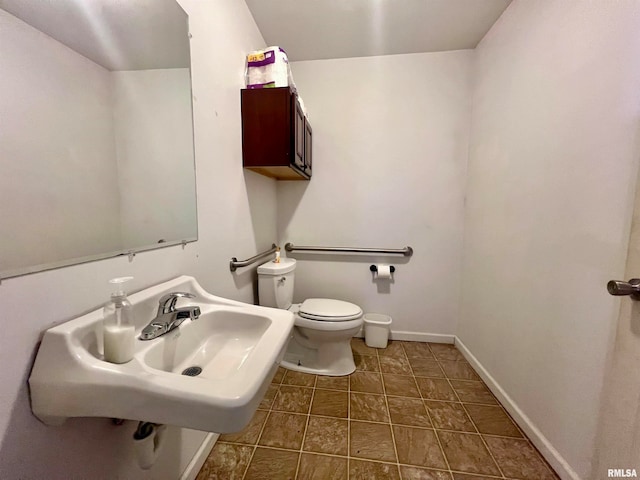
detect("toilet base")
(280, 332), (356, 377)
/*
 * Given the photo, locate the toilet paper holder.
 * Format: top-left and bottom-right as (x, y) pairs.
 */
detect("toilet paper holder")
(370, 265), (395, 273)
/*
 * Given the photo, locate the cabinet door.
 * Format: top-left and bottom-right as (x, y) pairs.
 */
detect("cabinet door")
(241, 88), (292, 169)
(304, 120), (312, 177)
(293, 97), (305, 171)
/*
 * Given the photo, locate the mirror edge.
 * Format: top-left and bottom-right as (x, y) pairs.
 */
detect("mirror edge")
(0, 237), (198, 281)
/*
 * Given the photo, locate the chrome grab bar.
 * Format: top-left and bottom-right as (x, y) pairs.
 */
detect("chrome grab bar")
(230, 244), (278, 272)
(284, 242), (413, 257)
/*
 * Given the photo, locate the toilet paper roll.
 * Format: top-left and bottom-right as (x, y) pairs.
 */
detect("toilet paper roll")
(133, 423), (167, 470)
(376, 264), (392, 279)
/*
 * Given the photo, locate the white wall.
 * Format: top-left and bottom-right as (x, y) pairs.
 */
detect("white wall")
(0, 0), (273, 478)
(281, 51), (472, 335)
(0, 9), (122, 274)
(459, 1), (640, 478)
(113, 68), (197, 249)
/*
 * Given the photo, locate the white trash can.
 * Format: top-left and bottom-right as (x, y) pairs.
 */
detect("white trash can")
(363, 313), (392, 349)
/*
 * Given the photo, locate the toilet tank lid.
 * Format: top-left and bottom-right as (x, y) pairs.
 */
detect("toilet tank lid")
(257, 257), (296, 275)
(300, 298), (362, 319)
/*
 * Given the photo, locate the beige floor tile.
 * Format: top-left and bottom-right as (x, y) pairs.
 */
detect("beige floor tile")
(282, 370), (316, 387)
(296, 453), (348, 480)
(409, 357), (446, 377)
(380, 355), (413, 375)
(302, 416), (348, 456)
(387, 396), (432, 427)
(259, 384), (278, 409)
(315, 375), (349, 390)
(439, 360), (480, 381)
(195, 442), (252, 480)
(351, 337), (377, 355)
(449, 380), (497, 405)
(219, 409), (268, 445)
(403, 341), (436, 358)
(310, 388), (348, 418)
(350, 421), (397, 462)
(349, 458), (400, 479)
(272, 385), (313, 414)
(416, 377), (458, 401)
(429, 344), (466, 361)
(243, 447), (299, 480)
(354, 353), (381, 372)
(400, 465), (453, 479)
(437, 431), (500, 476)
(383, 373), (421, 397)
(258, 412), (307, 450)
(451, 474), (502, 480)
(464, 404), (522, 437)
(350, 371), (384, 393)
(393, 425), (448, 469)
(271, 366), (286, 384)
(350, 392), (390, 422)
(483, 436), (558, 480)
(426, 401), (475, 432)
(378, 340), (407, 358)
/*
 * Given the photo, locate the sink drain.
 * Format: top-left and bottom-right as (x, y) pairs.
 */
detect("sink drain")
(181, 366), (202, 377)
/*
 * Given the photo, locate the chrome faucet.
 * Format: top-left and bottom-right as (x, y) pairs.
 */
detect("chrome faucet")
(140, 292), (201, 340)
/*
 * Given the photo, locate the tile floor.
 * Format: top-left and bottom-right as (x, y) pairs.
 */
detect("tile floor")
(196, 339), (559, 480)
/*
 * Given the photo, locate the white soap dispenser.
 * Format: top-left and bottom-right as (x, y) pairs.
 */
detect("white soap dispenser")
(103, 276), (135, 364)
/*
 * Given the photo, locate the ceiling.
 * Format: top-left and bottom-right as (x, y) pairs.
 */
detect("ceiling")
(245, 0), (512, 61)
(0, 0), (189, 71)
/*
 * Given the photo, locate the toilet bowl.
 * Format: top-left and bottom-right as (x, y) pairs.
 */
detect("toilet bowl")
(257, 259), (363, 376)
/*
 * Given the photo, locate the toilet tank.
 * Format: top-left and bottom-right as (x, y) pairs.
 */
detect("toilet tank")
(257, 258), (296, 309)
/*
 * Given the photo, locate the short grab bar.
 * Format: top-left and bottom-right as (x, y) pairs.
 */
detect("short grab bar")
(284, 243), (413, 257)
(230, 244), (278, 272)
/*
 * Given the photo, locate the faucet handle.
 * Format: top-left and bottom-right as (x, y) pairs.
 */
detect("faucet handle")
(158, 292), (195, 314)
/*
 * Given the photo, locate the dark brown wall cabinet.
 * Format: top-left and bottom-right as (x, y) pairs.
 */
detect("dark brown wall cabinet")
(241, 87), (312, 180)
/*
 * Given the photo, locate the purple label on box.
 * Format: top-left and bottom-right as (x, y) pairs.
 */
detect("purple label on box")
(247, 47), (288, 67)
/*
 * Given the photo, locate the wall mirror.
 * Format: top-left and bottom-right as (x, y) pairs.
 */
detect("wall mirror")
(0, 0), (197, 280)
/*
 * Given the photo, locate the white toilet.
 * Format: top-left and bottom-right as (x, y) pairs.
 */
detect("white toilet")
(258, 258), (363, 376)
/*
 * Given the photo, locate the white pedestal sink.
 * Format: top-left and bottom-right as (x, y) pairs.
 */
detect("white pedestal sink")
(29, 276), (294, 433)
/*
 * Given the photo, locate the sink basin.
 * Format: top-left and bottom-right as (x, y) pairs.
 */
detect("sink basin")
(29, 276), (294, 433)
(143, 310), (271, 380)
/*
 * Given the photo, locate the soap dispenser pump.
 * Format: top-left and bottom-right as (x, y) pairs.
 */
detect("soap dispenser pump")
(103, 276), (135, 364)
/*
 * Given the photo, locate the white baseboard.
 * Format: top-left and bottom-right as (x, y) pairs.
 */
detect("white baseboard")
(354, 329), (455, 344)
(390, 330), (455, 344)
(454, 338), (581, 480)
(180, 432), (218, 480)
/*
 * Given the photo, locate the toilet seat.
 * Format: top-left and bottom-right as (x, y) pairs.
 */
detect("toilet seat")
(294, 315), (363, 332)
(298, 298), (363, 322)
